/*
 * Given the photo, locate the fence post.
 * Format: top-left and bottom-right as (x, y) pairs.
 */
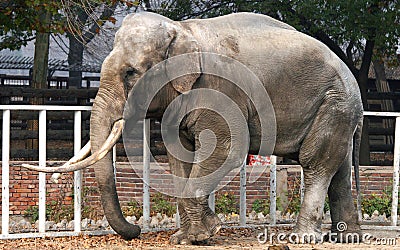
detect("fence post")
(239, 161), (247, 226)
(38, 110), (47, 233)
(300, 169), (305, 204)
(391, 117), (400, 226)
(208, 191), (215, 213)
(143, 119), (151, 229)
(113, 145), (117, 174)
(175, 203), (180, 228)
(270, 155), (277, 225)
(74, 111), (82, 232)
(2, 110), (10, 235)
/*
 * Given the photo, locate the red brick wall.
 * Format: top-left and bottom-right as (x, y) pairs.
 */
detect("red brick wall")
(0, 163), (395, 217)
(0, 163), (74, 215)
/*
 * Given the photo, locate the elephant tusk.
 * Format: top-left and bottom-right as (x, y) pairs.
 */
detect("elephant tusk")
(50, 141), (92, 183)
(21, 119), (125, 173)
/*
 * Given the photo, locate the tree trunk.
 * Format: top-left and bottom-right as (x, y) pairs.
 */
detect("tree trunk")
(26, 10), (51, 153)
(357, 73), (371, 166)
(373, 58), (394, 145)
(355, 40), (375, 166)
(68, 34), (84, 88)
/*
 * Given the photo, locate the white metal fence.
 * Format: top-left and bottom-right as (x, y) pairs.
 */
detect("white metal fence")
(1, 105), (92, 239)
(364, 112), (400, 226)
(1, 105), (400, 239)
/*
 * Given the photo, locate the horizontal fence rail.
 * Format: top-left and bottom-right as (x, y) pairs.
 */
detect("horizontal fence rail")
(1, 106), (400, 239)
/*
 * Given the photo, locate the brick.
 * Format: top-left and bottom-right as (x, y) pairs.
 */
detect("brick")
(16, 189), (32, 193)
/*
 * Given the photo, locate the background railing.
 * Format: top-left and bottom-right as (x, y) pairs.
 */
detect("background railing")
(1, 106), (400, 239)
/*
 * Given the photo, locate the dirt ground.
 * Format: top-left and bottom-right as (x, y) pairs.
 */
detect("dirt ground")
(1, 226), (400, 250)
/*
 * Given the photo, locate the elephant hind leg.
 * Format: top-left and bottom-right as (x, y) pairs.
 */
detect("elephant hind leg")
(295, 101), (357, 242)
(328, 153), (361, 237)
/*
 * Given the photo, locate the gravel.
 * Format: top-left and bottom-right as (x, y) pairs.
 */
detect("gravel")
(1, 211), (400, 249)
(1, 227), (400, 250)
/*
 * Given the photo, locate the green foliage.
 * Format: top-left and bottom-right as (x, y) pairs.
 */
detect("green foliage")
(24, 201), (74, 223)
(0, 0), (64, 50)
(261, 0), (399, 59)
(122, 199), (143, 218)
(282, 177), (302, 215)
(215, 192), (239, 214)
(362, 193), (391, 216)
(150, 193), (176, 217)
(324, 197), (330, 213)
(362, 186), (394, 216)
(24, 205), (40, 223)
(0, 0), (136, 50)
(252, 198), (270, 215)
(23, 183), (99, 223)
(156, 0), (400, 74)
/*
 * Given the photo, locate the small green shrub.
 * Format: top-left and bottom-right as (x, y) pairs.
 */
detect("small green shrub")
(122, 200), (143, 218)
(24, 205), (40, 223)
(215, 192), (238, 214)
(362, 185), (393, 216)
(324, 197), (330, 213)
(151, 193), (176, 217)
(252, 199), (270, 214)
(362, 193), (391, 216)
(24, 201), (73, 223)
(283, 177), (302, 214)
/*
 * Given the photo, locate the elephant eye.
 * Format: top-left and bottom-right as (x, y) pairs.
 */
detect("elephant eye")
(126, 67), (138, 77)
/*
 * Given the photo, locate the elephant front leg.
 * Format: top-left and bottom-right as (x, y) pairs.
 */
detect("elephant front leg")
(176, 111), (246, 243)
(166, 136), (194, 245)
(182, 152), (242, 242)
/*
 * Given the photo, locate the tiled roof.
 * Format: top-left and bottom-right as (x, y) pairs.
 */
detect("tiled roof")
(0, 55), (100, 73)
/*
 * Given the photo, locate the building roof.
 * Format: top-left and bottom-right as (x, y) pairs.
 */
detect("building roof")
(0, 55), (101, 73)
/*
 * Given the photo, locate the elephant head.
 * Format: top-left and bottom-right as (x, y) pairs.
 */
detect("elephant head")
(89, 13), (201, 239)
(22, 12), (202, 239)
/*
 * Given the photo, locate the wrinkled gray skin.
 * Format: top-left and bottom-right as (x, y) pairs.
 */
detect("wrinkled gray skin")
(92, 12), (363, 243)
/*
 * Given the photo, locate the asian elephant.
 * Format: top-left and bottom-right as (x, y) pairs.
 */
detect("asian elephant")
(23, 12), (363, 244)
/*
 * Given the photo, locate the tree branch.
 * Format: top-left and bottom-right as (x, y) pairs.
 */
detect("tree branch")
(269, 2), (360, 77)
(82, 3), (118, 44)
(359, 39), (375, 80)
(346, 41), (354, 62)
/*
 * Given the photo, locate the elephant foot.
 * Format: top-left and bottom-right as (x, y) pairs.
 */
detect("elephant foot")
(203, 210), (222, 236)
(187, 222), (211, 242)
(170, 229), (191, 245)
(170, 213), (220, 244)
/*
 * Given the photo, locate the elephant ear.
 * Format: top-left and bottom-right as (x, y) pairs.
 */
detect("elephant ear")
(165, 23), (201, 94)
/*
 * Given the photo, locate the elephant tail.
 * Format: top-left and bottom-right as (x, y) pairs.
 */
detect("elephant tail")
(353, 119), (363, 222)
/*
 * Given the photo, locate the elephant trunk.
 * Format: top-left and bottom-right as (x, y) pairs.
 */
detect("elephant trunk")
(89, 84), (141, 240)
